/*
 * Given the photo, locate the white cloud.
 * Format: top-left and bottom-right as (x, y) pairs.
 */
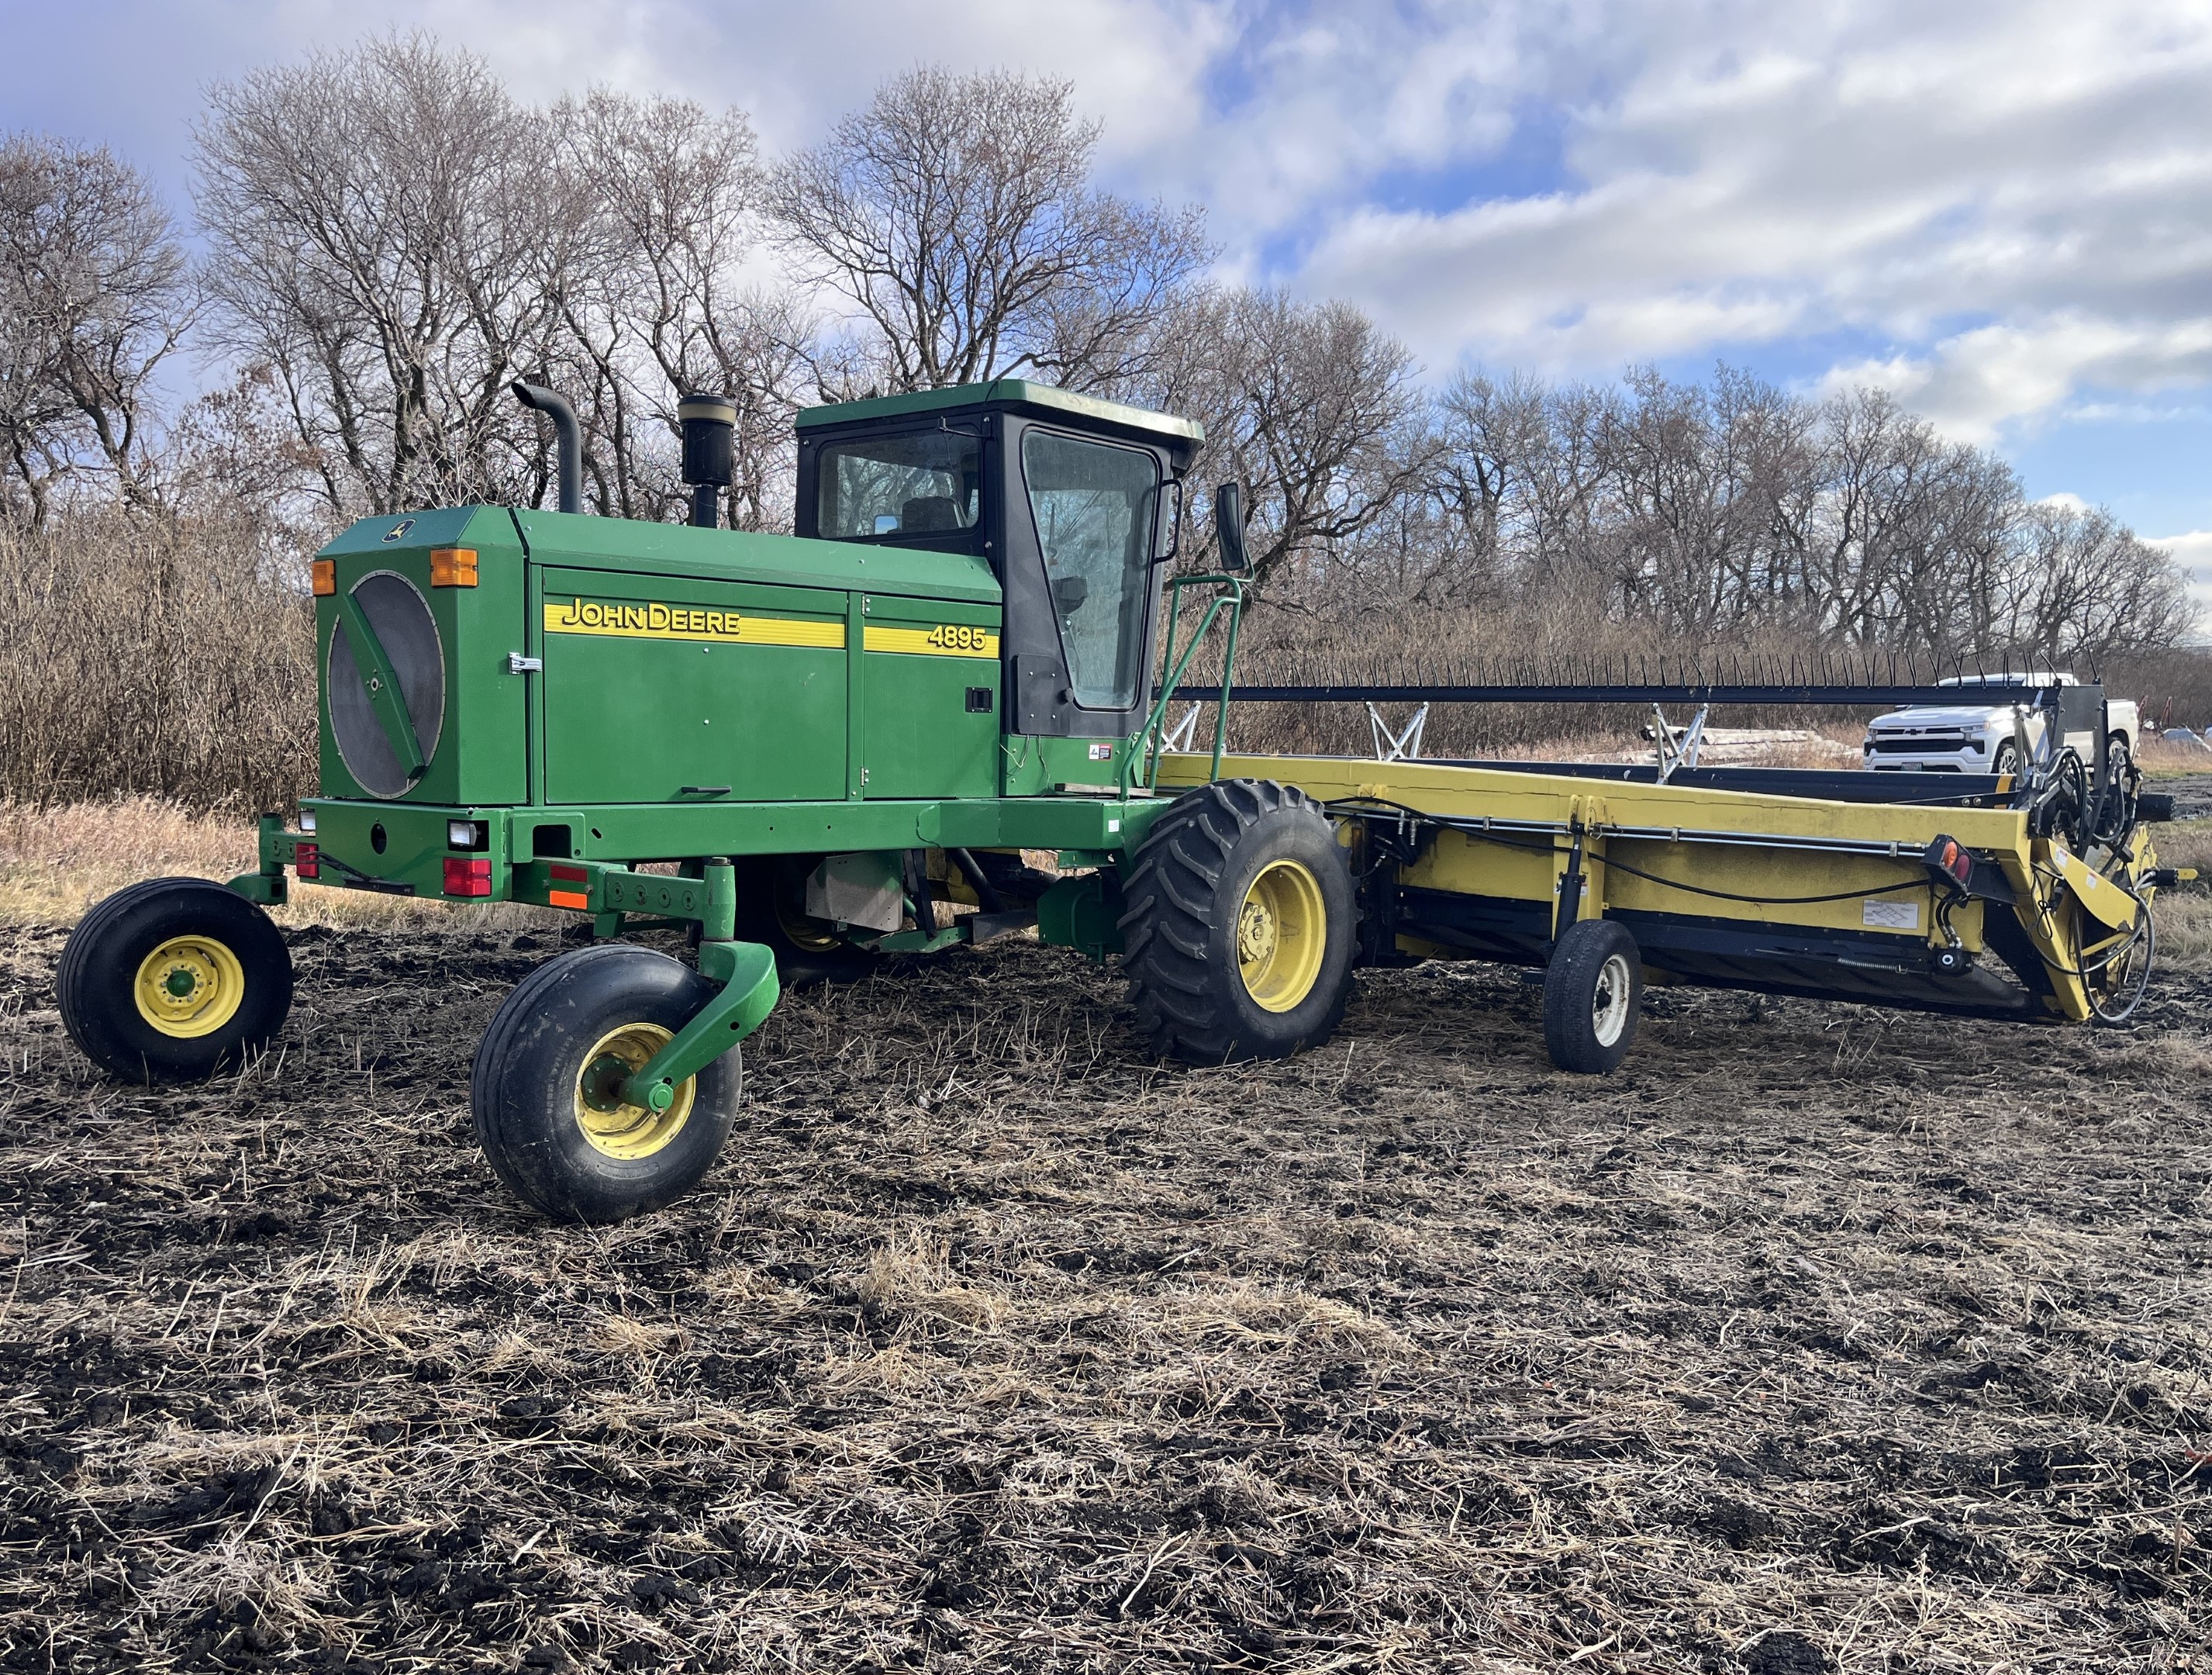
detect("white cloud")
(10, 0), (2212, 468)
(1817, 317), (2212, 443)
(2148, 530), (2212, 618)
(1279, 0), (2212, 431)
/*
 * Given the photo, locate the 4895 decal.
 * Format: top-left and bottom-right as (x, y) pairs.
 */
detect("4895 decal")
(927, 623), (992, 654)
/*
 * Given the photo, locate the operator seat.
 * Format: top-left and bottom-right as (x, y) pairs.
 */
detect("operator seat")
(899, 496), (961, 532)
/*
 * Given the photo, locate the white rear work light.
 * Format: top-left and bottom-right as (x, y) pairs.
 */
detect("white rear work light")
(298, 810), (317, 833)
(449, 819), (488, 851)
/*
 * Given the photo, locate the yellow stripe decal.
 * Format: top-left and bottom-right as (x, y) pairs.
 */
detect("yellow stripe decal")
(543, 599), (844, 649)
(862, 623), (1000, 659)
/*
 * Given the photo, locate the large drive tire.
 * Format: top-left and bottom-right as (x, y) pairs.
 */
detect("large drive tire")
(733, 855), (878, 986)
(471, 945), (739, 1223)
(1543, 919), (1644, 1074)
(1119, 779), (1356, 1063)
(58, 879), (294, 1083)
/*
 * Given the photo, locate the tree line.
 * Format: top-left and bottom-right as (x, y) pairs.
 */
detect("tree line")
(0, 31), (2193, 664)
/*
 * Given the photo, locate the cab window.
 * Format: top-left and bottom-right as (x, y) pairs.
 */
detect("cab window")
(817, 431), (981, 539)
(1020, 430), (1159, 711)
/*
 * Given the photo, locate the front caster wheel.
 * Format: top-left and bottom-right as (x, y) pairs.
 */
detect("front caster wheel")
(1543, 919), (1644, 1074)
(58, 878), (294, 1082)
(471, 945), (739, 1223)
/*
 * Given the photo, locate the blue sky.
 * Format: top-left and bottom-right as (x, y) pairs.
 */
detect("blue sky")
(5, 0), (2210, 583)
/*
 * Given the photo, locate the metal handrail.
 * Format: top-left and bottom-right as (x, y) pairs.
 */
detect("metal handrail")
(1123, 574), (1245, 794)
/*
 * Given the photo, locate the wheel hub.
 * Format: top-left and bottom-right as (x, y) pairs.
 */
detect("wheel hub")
(1237, 896), (1277, 966)
(573, 1023), (695, 1159)
(133, 935), (247, 1038)
(1236, 860), (1327, 1014)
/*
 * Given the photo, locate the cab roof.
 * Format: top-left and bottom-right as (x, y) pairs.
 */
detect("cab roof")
(795, 378), (1203, 448)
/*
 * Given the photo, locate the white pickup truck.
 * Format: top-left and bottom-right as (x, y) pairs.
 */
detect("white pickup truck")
(1862, 673), (2138, 775)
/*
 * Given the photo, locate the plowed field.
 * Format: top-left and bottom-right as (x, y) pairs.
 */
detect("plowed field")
(2, 908), (2207, 1673)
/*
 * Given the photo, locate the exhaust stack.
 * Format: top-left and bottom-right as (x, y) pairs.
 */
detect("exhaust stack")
(512, 382), (582, 515)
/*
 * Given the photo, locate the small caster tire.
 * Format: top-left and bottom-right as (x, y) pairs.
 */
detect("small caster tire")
(1543, 919), (1644, 1074)
(58, 878), (294, 1083)
(471, 944), (738, 1223)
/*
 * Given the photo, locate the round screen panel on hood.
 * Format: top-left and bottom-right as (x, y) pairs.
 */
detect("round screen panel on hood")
(327, 571), (444, 799)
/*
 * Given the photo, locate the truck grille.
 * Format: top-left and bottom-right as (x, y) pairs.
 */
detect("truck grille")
(1869, 734), (1972, 755)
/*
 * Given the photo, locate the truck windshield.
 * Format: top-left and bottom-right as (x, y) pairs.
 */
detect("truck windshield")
(1021, 430), (1158, 711)
(817, 431), (982, 539)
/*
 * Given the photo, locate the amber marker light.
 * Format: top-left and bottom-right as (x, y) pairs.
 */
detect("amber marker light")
(311, 558), (336, 596)
(430, 547), (479, 587)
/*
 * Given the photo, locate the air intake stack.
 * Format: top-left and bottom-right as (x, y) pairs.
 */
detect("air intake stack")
(679, 394), (737, 529)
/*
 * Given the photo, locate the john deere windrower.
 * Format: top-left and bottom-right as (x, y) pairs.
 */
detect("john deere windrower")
(57, 379), (2188, 1221)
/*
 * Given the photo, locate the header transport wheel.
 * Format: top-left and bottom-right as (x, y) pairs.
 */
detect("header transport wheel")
(1543, 919), (1645, 1074)
(58, 878), (294, 1083)
(471, 945), (740, 1223)
(1119, 779), (1356, 1062)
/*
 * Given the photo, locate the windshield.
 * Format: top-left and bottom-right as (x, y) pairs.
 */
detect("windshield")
(817, 431), (982, 539)
(1021, 430), (1158, 711)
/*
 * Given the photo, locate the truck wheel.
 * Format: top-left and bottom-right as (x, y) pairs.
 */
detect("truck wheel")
(2107, 734), (2133, 779)
(1992, 740), (2021, 777)
(58, 879), (294, 1083)
(733, 855), (878, 986)
(471, 945), (738, 1222)
(1543, 919), (1644, 1074)
(1119, 779), (1355, 1062)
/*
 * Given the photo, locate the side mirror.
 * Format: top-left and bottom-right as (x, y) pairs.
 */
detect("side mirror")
(1213, 482), (1250, 574)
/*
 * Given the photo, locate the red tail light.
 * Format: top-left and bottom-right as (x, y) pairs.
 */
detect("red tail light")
(295, 841), (319, 880)
(443, 856), (493, 898)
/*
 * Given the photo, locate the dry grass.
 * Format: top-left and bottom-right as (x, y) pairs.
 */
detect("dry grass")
(0, 511), (318, 813)
(1, 834), (2207, 1670)
(2138, 737), (2212, 778)
(0, 799), (557, 932)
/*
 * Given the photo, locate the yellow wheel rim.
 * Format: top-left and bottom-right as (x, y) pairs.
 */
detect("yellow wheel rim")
(1236, 859), (1327, 1013)
(574, 1022), (694, 1160)
(133, 935), (247, 1039)
(774, 889), (843, 953)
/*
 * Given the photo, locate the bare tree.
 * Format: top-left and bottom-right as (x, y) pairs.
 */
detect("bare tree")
(2009, 502), (2195, 660)
(549, 89), (809, 528)
(1159, 288), (1430, 587)
(194, 34), (584, 519)
(1430, 370), (1549, 598)
(0, 135), (193, 525)
(767, 67), (1209, 396)
(1293, 360), (2196, 661)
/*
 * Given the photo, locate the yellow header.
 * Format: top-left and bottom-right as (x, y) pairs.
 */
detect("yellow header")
(543, 598), (844, 650)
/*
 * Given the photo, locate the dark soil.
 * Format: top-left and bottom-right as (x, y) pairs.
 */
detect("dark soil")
(2155, 772), (2212, 821)
(1, 922), (2207, 1672)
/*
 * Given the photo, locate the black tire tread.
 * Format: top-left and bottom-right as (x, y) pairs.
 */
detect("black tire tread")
(58, 878), (293, 1083)
(1118, 779), (1354, 1063)
(1542, 918), (1644, 1075)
